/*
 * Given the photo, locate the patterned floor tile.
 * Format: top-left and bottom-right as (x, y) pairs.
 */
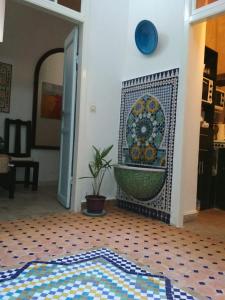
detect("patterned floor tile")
(0, 206), (224, 299)
(0, 249), (195, 300)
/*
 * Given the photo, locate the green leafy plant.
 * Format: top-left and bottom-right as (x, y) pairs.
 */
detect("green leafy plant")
(80, 145), (113, 196)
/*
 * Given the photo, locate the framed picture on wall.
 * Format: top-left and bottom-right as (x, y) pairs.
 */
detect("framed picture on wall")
(40, 82), (62, 120)
(32, 48), (64, 149)
(0, 62), (12, 113)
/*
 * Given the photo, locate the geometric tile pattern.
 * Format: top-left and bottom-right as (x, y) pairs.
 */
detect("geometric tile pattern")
(0, 208), (224, 300)
(114, 164), (166, 201)
(0, 62), (12, 113)
(125, 94), (166, 166)
(118, 199), (170, 223)
(118, 69), (179, 222)
(0, 248), (195, 299)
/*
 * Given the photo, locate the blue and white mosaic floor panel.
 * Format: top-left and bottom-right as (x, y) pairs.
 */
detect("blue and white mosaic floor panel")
(0, 248), (196, 299)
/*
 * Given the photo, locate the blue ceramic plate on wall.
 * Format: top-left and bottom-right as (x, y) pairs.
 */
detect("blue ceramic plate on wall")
(135, 20), (158, 55)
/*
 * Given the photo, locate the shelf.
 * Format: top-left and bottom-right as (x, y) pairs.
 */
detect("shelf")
(214, 105), (224, 111)
(202, 100), (213, 105)
(200, 127), (211, 132)
(217, 73), (225, 86)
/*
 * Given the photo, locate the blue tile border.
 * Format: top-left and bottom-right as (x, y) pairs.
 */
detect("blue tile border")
(118, 199), (170, 224)
(0, 248), (195, 300)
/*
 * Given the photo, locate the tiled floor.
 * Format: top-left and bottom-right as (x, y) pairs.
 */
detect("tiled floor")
(184, 209), (225, 242)
(0, 185), (66, 220)
(0, 203), (224, 299)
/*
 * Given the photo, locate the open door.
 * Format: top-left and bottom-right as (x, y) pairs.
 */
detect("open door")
(58, 27), (78, 208)
(0, 0), (5, 42)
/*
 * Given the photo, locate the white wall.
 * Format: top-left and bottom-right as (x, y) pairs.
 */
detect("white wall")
(123, 0), (189, 225)
(74, 0), (189, 220)
(73, 0), (130, 206)
(0, 0), (5, 42)
(181, 22), (206, 216)
(119, 0), (205, 223)
(125, 1), (206, 222)
(0, 0), (73, 183)
(72, 0), (204, 225)
(123, 0), (185, 80)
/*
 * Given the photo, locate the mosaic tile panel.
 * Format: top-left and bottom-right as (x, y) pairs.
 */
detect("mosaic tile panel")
(118, 69), (179, 222)
(0, 248), (195, 300)
(125, 94), (166, 166)
(0, 62), (12, 113)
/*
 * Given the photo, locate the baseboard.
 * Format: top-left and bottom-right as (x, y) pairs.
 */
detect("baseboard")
(183, 210), (199, 223)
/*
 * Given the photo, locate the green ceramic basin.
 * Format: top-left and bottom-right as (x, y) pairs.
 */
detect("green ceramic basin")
(114, 164), (166, 200)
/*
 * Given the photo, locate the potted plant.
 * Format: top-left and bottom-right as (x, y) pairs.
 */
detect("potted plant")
(80, 145), (113, 215)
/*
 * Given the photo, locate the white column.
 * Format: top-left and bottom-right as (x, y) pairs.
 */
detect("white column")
(0, 0), (5, 43)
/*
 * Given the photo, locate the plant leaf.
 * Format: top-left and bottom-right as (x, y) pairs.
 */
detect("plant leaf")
(100, 145), (113, 159)
(88, 163), (96, 178)
(92, 146), (102, 169)
(102, 159), (112, 169)
(80, 145), (113, 195)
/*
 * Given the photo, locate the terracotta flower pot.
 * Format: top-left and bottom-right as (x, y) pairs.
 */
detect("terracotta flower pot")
(85, 195), (106, 214)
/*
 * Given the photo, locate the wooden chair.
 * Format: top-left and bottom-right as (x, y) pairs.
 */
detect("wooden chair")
(0, 154), (16, 198)
(4, 119), (39, 191)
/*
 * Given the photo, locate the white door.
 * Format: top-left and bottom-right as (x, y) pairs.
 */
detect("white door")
(0, 0), (5, 42)
(58, 27), (78, 208)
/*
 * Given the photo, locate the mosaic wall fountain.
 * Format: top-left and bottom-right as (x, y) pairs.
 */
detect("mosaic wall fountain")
(115, 69), (179, 224)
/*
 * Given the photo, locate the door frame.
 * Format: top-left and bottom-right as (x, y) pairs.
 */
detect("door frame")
(172, 0), (225, 227)
(0, 0), (5, 42)
(13, 0), (90, 213)
(191, 0), (225, 23)
(17, 0), (85, 23)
